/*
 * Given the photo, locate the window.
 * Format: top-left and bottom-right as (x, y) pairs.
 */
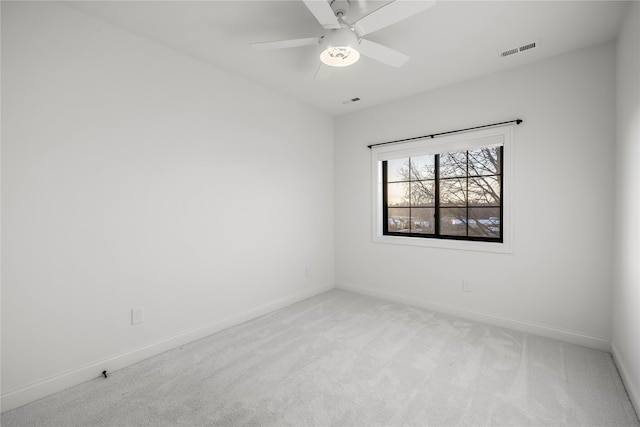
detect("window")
(372, 126), (513, 253)
(383, 146), (502, 241)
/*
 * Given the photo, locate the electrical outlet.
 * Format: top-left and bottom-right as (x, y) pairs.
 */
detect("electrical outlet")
(306, 266), (311, 277)
(463, 280), (472, 293)
(131, 307), (144, 325)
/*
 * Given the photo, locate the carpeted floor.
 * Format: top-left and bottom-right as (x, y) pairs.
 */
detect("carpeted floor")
(2, 289), (639, 426)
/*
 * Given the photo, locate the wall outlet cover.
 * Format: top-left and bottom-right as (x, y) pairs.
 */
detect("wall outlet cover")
(463, 280), (472, 293)
(131, 307), (144, 325)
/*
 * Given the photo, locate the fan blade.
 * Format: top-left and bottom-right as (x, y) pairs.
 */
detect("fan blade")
(353, 0), (436, 36)
(315, 62), (333, 80)
(303, 0), (341, 29)
(250, 37), (321, 50)
(358, 38), (409, 67)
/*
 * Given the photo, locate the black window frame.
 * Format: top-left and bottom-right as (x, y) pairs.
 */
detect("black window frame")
(382, 146), (504, 243)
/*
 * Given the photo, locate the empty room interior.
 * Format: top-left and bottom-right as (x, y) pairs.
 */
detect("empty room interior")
(1, 0), (639, 425)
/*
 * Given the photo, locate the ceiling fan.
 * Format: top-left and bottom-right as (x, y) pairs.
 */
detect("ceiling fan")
(250, 0), (436, 79)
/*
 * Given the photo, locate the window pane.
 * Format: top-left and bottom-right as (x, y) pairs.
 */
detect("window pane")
(468, 176), (500, 206)
(410, 155), (435, 180)
(439, 151), (467, 178)
(439, 178), (466, 206)
(468, 147), (501, 176)
(411, 208), (435, 234)
(468, 207), (500, 238)
(411, 180), (435, 206)
(386, 158), (410, 183)
(381, 140), (504, 244)
(387, 182), (410, 207)
(439, 207), (467, 236)
(388, 208), (410, 233)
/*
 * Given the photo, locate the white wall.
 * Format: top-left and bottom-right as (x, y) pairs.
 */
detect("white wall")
(612, 1), (640, 414)
(335, 42), (616, 350)
(1, 1), (334, 410)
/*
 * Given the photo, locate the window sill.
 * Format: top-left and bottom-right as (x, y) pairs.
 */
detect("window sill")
(372, 233), (513, 254)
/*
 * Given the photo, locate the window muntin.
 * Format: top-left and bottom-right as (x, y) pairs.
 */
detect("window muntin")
(382, 146), (502, 242)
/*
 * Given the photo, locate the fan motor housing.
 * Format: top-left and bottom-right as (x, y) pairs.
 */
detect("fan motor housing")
(321, 27), (359, 49)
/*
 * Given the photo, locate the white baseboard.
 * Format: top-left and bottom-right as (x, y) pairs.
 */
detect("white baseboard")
(1, 283), (335, 413)
(336, 282), (611, 352)
(611, 341), (640, 419)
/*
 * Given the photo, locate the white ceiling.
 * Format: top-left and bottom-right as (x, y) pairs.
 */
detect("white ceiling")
(65, 0), (629, 116)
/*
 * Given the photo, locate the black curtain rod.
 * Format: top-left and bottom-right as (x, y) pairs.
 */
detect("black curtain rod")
(367, 119), (523, 149)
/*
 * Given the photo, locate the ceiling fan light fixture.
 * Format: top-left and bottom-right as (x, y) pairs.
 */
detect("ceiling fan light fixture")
(319, 28), (360, 67)
(320, 46), (360, 67)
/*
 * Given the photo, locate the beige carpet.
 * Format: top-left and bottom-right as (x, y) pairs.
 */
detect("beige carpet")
(2, 289), (638, 426)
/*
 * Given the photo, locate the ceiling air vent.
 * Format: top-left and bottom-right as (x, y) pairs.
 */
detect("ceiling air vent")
(342, 97), (361, 105)
(499, 40), (539, 58)
(500, 47), (519, 58)
(519, 41), (538, 53)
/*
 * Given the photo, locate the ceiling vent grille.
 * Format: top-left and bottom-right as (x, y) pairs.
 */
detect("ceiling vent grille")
(500, 47), (519, 58)
(342, 97), (361, 105)
(499, 40), (539, 58)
